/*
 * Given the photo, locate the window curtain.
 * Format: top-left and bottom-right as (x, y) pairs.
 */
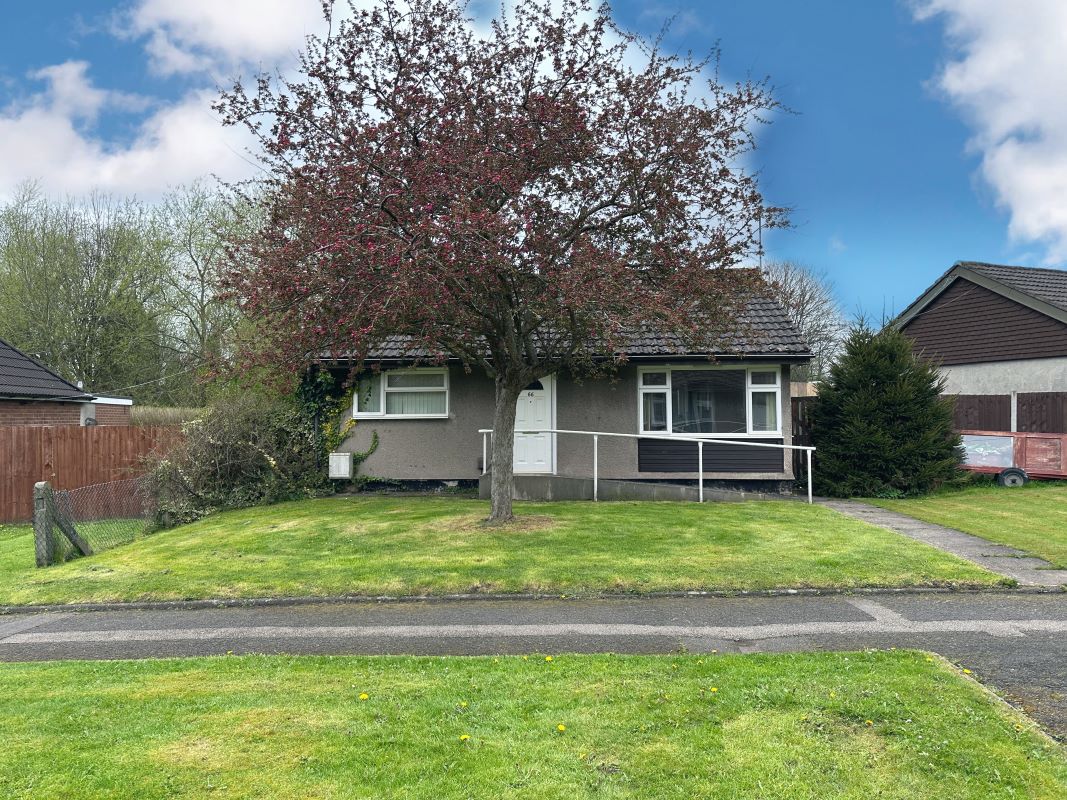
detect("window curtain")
(751, 392), (778, 432)
(385, 391), (446, 415)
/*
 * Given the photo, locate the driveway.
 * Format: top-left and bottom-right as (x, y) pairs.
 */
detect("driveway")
(2, 590), (1065, 738)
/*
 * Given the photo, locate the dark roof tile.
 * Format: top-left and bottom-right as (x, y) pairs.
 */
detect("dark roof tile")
(0, 339), (92, 401)
(334, 295), (811, 362)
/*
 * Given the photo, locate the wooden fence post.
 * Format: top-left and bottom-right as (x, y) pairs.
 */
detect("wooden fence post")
(33, 481), (54, 567)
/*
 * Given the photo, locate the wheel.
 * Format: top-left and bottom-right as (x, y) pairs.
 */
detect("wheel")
(996, 468), (1029, 487)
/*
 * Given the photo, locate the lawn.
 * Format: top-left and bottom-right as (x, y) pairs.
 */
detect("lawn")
(0, 651), (1061, 799)
(870, 481), (1067, 569)
(0, 496), (1002, 605)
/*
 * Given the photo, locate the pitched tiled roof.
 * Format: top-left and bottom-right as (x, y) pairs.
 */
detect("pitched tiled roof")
(332, 295), (811, 362)
(0, 338), (92, 401)
(963, 262), (1067, 314)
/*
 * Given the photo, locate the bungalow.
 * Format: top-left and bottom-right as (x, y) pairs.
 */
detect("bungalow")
(326, 295), (812, 493)
(0, 338), (133, 426)
(894, 262), (1067, 433)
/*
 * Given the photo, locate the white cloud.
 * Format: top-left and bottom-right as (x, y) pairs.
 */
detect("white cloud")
(0, 0), (331, 200)
(915, 0), (1067, 262)
(26, 61), (149, 121)
(121, 0), (329, 76)
(0, 1), (720, 202)
(0, 78), (257, 200)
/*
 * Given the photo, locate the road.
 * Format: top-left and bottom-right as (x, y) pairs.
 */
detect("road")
(2, 591), (1064, 736)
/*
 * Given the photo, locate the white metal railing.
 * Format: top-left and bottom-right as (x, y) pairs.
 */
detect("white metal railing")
(478, 428), (816, 504)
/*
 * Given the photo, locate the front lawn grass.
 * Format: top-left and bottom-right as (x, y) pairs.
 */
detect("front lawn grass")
(869, 481), (1067, 568)
(0, 497), (1001, 605)
(0, 651), (1061, 799)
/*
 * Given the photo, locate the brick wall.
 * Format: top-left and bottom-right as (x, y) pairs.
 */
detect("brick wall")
(0, 400), (82, 426)
(93, 404), (132, 426)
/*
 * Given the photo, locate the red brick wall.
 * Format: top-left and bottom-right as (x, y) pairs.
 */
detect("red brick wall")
(0, 400), (82, 426)
(93, 404), (131, 426)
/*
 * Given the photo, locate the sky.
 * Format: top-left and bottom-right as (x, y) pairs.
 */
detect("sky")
(1, 0), (1065, 316)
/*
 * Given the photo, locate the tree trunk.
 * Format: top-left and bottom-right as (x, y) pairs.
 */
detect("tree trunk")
(487, 378), (523, 524)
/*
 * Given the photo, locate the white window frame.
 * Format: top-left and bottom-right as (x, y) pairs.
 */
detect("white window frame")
(636, 365), (782, 438)
(353, 367), (450, 419)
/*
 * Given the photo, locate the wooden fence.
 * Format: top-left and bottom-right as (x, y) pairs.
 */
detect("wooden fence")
(1018, 392), (1067, 434)
(791, 396), (813, 481)
(0, 426), (180, 523)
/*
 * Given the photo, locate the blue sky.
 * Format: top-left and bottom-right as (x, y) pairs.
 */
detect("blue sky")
(1, 1), (1065, 316)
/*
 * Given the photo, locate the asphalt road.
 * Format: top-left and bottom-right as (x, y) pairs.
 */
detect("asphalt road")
(2, 591), (1065, 737)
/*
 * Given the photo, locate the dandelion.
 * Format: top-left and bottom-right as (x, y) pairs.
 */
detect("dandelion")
(710, 687), (718, 693)
(557, 724), (566, 732)
(865, 720), (873, 727)
(545, 656), (554, 662)
(359, 693), (369, 701)
(459, 734), (471, 742)
(962, 668), (973, 675)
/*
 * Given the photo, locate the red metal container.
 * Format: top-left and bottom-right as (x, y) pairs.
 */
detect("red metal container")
(959, 429), (1067, 479)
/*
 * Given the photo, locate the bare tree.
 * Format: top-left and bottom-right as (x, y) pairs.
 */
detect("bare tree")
(763, 260), (846, 382)
(155, 182), (241, 405)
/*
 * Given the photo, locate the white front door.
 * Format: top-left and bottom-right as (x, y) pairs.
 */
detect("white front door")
(514, 376), (554, 473)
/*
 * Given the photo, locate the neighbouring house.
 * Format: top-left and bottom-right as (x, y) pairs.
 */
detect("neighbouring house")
(0, 337), (133, 426)
(894, 261), (1067, 434)
(324, 295), (812, 493)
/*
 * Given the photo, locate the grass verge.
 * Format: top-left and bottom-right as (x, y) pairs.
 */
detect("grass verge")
(0, 651), (1062, 799)
(0, 497), (1003, 605)
(869, 481), (1067, 569)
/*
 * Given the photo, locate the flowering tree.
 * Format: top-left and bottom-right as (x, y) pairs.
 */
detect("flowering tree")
(218, 0), (783, 522)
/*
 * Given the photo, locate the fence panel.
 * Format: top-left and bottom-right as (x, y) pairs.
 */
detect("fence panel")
(949, 394), (1011, 432)
(1018, 392), (1067, 434)
(791, 397), (813, 480)
(0, 426), (179, 523)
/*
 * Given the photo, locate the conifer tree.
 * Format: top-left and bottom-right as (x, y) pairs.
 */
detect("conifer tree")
(810, 326), (962, 497)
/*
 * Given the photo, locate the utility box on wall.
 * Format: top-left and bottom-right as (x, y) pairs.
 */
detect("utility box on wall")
(328, 452), (353, 480)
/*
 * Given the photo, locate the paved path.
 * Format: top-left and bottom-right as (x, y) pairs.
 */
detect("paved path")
(2, 592), (1065, 737)
(819, 499), (1067, 587)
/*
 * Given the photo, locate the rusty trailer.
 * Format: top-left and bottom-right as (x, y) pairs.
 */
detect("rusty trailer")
(959, 429), (1067, 485)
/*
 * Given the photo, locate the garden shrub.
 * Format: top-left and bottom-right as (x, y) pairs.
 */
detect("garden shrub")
(143, 390), (329, 524)
(809, 326), (964, 498)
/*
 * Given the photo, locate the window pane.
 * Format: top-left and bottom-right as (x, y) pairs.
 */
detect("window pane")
(751, 371), (778, 386)
(642, 392), (667, 431)
(642, 372), (667, 387)
(386, 390), (446, 415)
(386, 372), (445, 388)
(751, 391), (778, 432)
(356, 374), (381, 413)
(671, 370), (746, 433)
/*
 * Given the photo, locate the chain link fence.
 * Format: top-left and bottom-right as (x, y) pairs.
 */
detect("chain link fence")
(34, 478), (156, 567)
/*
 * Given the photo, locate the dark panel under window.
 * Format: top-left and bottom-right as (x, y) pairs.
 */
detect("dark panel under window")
(638, 438), (785, 473)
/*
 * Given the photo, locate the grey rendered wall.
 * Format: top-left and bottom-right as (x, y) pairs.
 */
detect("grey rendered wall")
(342, 361), (795, 481)
(339, 364), (495, 480)
(940, 357), (1067, 395)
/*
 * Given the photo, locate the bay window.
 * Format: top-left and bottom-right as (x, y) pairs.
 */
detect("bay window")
(638, 367), (781, 436)
(354, 369), (449, 418)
